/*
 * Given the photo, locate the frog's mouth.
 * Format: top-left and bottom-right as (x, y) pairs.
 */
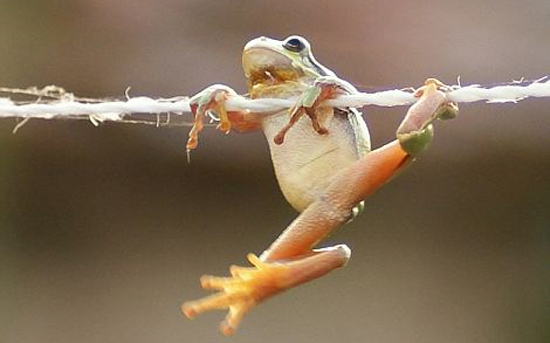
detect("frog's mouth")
(243, 47), (304, 85)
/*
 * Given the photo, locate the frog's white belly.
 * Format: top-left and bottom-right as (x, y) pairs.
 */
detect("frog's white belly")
(262, 109), (369, 212)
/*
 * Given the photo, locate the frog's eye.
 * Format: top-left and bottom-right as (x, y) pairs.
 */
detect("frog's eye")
(283, 37), (306, 53)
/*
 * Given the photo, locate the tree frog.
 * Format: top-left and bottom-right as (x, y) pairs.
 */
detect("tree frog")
(181, 35), (458, 335)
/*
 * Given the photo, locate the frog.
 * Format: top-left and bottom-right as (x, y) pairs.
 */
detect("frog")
(181, 35), (458, 335)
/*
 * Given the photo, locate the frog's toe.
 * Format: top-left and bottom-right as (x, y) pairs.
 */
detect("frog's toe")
(220, 301), (254, 335)
(182, 291), (235, 318)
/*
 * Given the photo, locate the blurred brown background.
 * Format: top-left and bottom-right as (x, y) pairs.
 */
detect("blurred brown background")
(0, 1), (548, 343)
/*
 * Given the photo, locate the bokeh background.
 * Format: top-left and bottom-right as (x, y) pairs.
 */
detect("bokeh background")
(1, 1), (548, 343)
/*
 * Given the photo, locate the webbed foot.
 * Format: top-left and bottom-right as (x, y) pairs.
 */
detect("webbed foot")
(182, 253), (290, 335)
(182, 245), (350, 335)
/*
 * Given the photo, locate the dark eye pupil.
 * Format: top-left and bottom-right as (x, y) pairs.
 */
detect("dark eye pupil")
(284, 38), (305, 52)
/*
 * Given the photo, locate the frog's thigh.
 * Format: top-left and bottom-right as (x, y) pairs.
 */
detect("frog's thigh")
(325, 139), (411, 208)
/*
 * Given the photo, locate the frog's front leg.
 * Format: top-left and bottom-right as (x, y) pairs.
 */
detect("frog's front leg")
(182, 79), (458, 335)
(273, 75), (357, 144)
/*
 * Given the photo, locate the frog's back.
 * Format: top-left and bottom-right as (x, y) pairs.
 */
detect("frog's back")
(262, 108), (370, 212)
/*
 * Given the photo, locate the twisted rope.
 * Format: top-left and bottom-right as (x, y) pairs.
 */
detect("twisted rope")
(0, 78), (548, 126)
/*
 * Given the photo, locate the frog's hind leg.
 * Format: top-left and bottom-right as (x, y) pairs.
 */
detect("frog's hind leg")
(181, 138), (409, 336)
(260, 139), (412, 262)
(182, 246), (350, 335)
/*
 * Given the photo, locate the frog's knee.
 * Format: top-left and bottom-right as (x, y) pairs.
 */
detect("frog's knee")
(397, 124), (434, 157)
(346, 201), (365, 223)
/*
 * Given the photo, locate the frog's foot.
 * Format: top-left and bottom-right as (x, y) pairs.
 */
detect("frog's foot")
(274, 76), (356, 145)
(396, 78), (459, 156)
(182, 253), (290, 335)
(186, 85), (237, 152)
(182, 245), (350, 335)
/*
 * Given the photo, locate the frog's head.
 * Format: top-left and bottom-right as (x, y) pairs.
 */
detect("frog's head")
(243, 36), (333, 95)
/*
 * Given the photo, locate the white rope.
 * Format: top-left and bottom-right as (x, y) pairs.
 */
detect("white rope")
(0, 78), (549, 124)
